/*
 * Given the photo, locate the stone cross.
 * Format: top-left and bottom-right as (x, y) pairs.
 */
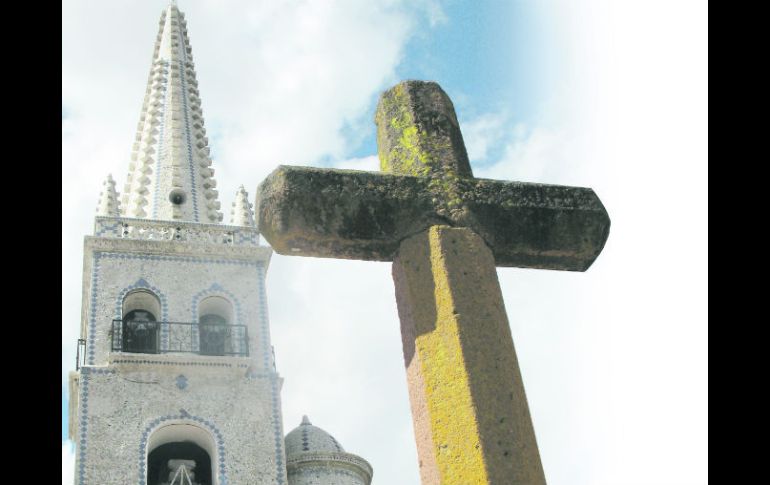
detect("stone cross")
(257, 80), (610, 485)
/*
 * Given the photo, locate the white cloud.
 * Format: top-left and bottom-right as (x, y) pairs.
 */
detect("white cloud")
(332, 155), (379, 171)
(477, 123), (583, 184)
(493, 2), (708, 484)
(267, 256), (418, 472)
(461, 111), (509, 163)
(62, 440), (75, 485)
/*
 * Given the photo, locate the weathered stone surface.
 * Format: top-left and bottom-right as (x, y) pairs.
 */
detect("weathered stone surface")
(256, 165), (609, 270)
(253, 79), (611, 485)
(257, 166), (441, 261)
(460, 177), (610, 271)
(393, 225), (546, 485)
(375, 80), (473, 178)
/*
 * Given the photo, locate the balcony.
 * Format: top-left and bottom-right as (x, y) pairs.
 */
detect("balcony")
(111, 319), (249, 357)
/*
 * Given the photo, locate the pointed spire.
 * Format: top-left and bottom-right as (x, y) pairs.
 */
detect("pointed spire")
(301, 415), (312, 426)
(230, 185), (256, 227)
(121, 2), (222, 223)
(97, 174), (121, 217)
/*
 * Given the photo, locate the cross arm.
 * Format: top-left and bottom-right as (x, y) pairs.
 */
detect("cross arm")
(256, 165), (610, 270)
(458, 177), (611, 271)
(256, 165), (444, 261)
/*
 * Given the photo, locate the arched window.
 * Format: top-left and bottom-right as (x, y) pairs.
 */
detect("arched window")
(147, 423), (216, 485)
(198, 296), (233, 356)
(122, 290), (161, 354)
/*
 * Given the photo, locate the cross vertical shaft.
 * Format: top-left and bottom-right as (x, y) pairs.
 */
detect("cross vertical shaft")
(394, 225), (546, 485)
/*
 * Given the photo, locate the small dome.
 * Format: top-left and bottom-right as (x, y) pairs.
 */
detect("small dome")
(285, 415), (373, 485)
(285, 415), (345, 456)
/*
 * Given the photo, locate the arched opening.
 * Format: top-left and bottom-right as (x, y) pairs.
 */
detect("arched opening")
(197, 296), (233, 356)
(147, 423), (217, 485)
(122, 290), (161, 354)
(148, 442), (211, 485)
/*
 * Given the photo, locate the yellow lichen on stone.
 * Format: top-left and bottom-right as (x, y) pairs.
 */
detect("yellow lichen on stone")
(409, 225), (491, 484)
(378, 83), (434, 177)
(393, 225), (548, 484)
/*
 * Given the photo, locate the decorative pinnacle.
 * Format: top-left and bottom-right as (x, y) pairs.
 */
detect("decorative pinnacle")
(97, 174), (121, 217)
(301, 415), (312, 426)
(121, 2), (222, 223)
(230, 185), (256, 227)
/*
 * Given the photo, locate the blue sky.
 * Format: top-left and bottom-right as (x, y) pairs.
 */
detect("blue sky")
(63, 1), (707, 484)
(342, 1), (553, 161)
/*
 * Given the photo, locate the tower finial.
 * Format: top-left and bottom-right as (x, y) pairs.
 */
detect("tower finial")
(301, 415), (312, 425)
(121, 2), (222, 223)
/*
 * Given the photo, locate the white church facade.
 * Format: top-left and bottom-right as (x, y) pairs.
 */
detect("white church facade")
(67, 3), (372, 484)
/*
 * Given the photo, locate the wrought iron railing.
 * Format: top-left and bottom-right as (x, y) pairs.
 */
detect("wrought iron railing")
(111, 319), (249, 357)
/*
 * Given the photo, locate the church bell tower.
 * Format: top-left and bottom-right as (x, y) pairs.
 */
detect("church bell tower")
(68, 3), (287, 484)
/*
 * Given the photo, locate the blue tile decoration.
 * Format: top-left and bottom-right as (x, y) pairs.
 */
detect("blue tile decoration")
(256, 266), (272, 372)
(176, 374), (188, 390)
(76, 12), (278, 484)
(94, 220), (121, 238)
(191, 283), (243, 325)
(114, 278), (169, 351)
(97, 252), (260, 267)
(152, 60), (169, 220)
(179, 45), (199, 221)
(86, 254), (102, 366)
(76, 367), (116, 485)
(301, 425), (309, 451)
(77, 372), (89, 484)
(270, 375), (286, 484)
(81, 250), (282, 483)
(138, 410), (226, 485)
(94, 217), (257, 247)
(87, 251), (262, 365)
(289, 467), (365, 481)
(80, 367), (117, 375)
(112, 359), (249, 368)
(236, 231), (258, 245)
(190, 283), (244, 354)
(257, 264), (285, 484)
